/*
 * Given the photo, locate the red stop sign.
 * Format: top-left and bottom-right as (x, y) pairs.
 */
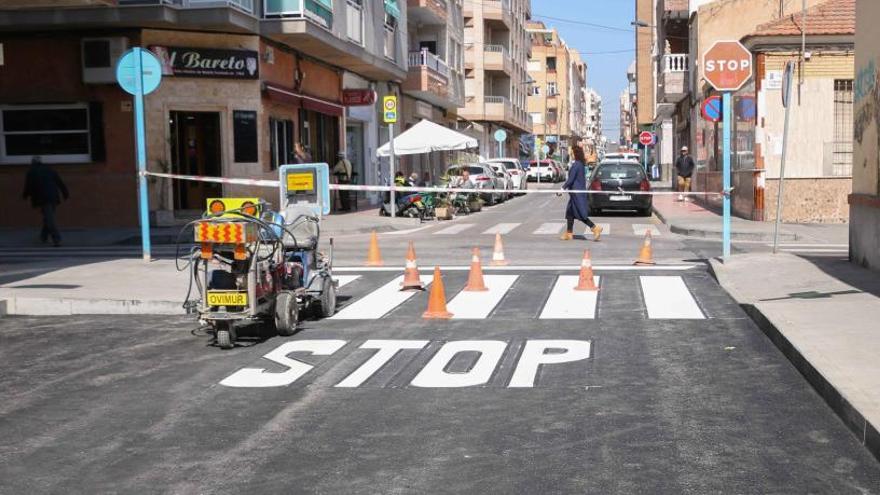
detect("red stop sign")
(702, 41), (753, 91)
(639, 131), (654, 146)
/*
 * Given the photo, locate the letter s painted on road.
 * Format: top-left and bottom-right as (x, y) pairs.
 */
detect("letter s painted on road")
(220, 340), (347, 388)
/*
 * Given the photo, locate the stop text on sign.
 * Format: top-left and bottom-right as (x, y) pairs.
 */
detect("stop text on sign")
(704, 58), (751, 73)
(220, 339), (592, 389)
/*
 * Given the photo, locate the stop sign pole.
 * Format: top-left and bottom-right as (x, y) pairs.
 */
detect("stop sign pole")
(703, 40), (753, 260)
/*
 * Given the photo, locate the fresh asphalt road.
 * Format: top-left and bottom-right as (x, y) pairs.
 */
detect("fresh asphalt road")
(2, 187), (877, 493)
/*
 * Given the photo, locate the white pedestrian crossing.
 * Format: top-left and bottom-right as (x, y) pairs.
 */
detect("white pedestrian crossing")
(331, 274), (433, 320)
(447, 275), (518, 319)
(632, 224), (661, 237)
(639, 276), (704, 319)
(330, 273), (707, 321)
(434, 224), (474, 235)
(483, 223), (521, 235)
(539, 275), (600, 319)
(533, 222), (565, 235)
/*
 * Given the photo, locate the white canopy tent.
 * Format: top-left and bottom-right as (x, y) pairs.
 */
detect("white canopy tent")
(376, 119), (478, 157)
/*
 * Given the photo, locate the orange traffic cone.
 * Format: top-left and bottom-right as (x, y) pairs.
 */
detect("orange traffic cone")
(365, 230), (383, 266)
(574, 250), (599, 291)
(490, 233), (509, 266)
(423, 266), (453, 319)
(400, 241), (424, 291)
(634, 230), (656, 266)
(463, 247), (489, 292)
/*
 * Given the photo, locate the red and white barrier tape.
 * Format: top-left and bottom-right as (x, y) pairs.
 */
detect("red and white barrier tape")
(141, 171), (726, 197)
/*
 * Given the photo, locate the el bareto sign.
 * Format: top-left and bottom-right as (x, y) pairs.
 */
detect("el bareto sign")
(702, 41), (753, 92)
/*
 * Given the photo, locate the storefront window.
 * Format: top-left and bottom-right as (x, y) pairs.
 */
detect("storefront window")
(270, 118), (294, 170)
(0, 103), (91, 164)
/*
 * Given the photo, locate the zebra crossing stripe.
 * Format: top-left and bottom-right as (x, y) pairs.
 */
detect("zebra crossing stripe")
(482, 223), (521, 235)
(434, 224), (474, 235)
(632, 224), (661, 237)
(533, 223), (564, 235)
(331, 274), (433, 320)
(538, 275), (600, 319)
(447, 275), (518, 319)
(639, 276), (704, 319)
(334, 275), (360, 288)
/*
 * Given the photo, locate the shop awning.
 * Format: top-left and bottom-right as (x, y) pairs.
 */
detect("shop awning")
(262, 82), (344, 117)
(376, 119), (478, 157)
(384, 0), (400, 18)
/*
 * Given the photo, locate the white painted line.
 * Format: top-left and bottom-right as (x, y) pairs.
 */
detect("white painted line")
(333, 265), (700, 272)
(781, 248), (849, 253)
(632, 224), (661, 237)
(334, 275), (360, 288)
(447, 275), (518, 319)
(434, 223), (474, 235)
(330, 274), (432, 320)
(382, 225), (434, 236)
(533, 222), (565, 235)
(640, 276), (704, 319)
(539, 275), (600, 319)
(482, 223), (521, 235)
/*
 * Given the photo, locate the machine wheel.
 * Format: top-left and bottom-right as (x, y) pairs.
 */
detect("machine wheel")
(318, 276), (337, 318)
(275, 290), (299, 336)
(216, 322), (234, 350)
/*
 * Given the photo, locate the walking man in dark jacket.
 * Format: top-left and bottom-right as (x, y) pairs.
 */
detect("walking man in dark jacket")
(674, 146), (695, 202)
(23, 157), (68, 246)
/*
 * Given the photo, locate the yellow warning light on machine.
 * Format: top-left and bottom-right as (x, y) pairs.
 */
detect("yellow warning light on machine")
(205, 198), (262, 218)
(286, 173), (315, 192)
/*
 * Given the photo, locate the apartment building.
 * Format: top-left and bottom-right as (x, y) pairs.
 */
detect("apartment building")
(852, 0), (880, 270)
(0, 0), (408, 227)
(585, 88), (603, 159)
(526, 20), (582, 161)
(401, 0), (465, 180)
(459, 0), (532, 159)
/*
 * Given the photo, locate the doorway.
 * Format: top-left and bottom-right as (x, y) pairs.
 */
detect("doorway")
(170, 111), (222, 211)
(346, 122), (365, 209)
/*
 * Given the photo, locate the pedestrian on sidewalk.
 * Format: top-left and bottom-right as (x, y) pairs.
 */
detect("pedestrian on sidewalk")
(675, 146), (695, 202)
(559, 145), (602, 241)
(333, 151), (353, 211)
(22, 156), (69, 247)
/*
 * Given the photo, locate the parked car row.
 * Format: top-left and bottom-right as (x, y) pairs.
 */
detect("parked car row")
(526, 159), (566, 183)
(444, 160), (529, 206)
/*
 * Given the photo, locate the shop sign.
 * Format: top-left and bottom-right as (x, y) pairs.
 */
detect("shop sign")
(150, 46), (259, 79)
(342, 89), (377, 106)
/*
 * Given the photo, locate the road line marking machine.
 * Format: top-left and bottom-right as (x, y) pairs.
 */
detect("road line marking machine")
(180, 163), (336, 349)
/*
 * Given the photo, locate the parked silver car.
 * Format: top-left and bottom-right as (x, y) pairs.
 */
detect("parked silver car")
(445, 164), (504, 205)
(486, 158), (528, 192)
(487, 162), (515, 201)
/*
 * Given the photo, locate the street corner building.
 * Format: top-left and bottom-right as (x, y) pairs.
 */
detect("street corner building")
(0, 0), (410, 228)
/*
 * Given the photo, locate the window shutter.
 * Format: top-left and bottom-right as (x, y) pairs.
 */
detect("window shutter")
(89, 101), (106, 162)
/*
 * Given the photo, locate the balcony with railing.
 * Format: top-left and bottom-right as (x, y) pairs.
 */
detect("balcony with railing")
(7, 0), (117, 6)
(484, 95), (514, 123)
(483, 44), (511, 75)
(659, 53), (688, 103)
(403, 50), (462, 109)
(407, 0), (447, 25)
(483, 0), (512, 28)
(119, 0), (254, 11)
(263, 0), (332, 28)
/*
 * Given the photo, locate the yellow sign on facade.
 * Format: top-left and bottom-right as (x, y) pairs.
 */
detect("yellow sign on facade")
(383, 95), (398, 124)
(286, 172), (315, 192)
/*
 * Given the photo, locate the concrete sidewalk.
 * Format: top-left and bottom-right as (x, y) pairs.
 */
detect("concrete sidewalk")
(0, 209), (421, 248)
(711, 253), (880, 460)
(652, 194), (848, 243)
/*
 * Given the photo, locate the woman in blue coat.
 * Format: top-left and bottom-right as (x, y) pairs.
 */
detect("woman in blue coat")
(560, 145), (602, 241)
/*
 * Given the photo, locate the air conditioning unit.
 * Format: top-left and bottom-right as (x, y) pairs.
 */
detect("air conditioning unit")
(81, 37), (128, 84)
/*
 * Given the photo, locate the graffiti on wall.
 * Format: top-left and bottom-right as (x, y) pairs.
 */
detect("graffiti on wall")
(853, 57), (880, 193)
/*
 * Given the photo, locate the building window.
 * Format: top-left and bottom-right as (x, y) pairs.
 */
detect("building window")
(546, 56), (556, 72)
(383, 14), (397, 61)
(269, 118), (294, 171)
(829, 79), (853, 177)
(547, 109), (558, 125)
(345, 0), (364, 45)
(547, 82), (557, 96)
(530, 112), (544, 124)
(531, 86), (541, 96)
(1, 103), (92, 164)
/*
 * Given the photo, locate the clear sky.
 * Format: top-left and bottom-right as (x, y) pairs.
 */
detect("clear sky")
(531, 0), (636, 142)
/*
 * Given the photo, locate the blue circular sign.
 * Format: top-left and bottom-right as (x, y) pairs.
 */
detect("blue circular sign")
(116, 48), (163, 96)
(541, 144), (550, 154)
(494, 129), (508, 143)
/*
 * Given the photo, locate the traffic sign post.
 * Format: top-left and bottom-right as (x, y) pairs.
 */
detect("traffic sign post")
(703, 40), (753, 260)
(639, 131), (654, 175)
(773, 61), (796, 254)
(383, 96), (398, 217)
(116, 47), (162, 262)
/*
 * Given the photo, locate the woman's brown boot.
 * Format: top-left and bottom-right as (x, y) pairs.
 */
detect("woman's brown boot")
(591, 225), (603, 241)
(559, 231), (573, 241)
